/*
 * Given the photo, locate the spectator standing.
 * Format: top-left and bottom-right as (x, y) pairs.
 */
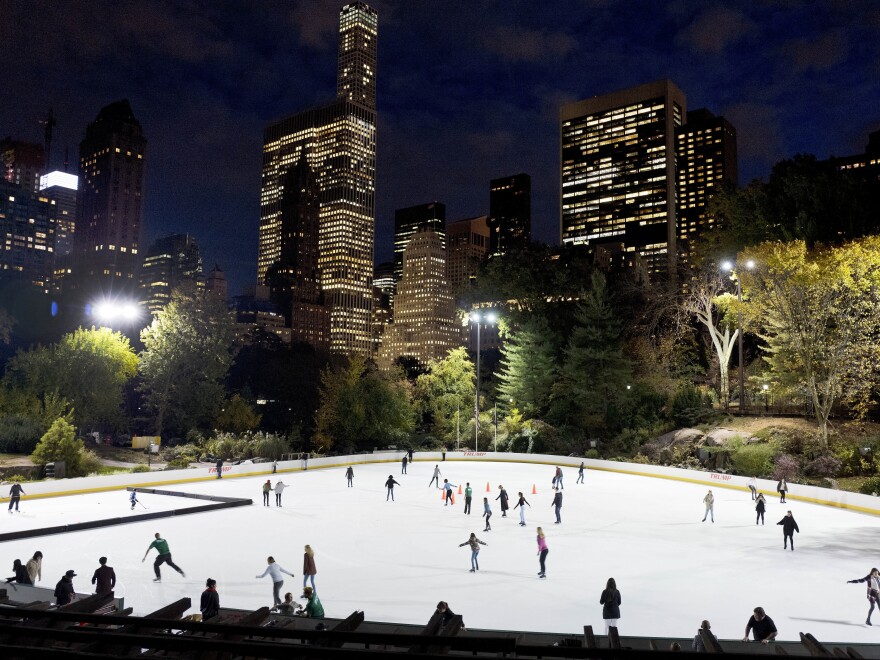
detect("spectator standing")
(200, 578), (219, 620)
(26, 551), (42, 584)
(742, 606), (777, 643)
(303, 545), (317, 591)
(600, 577), (622, 634)
(441, 445), (447, 461)
(255, 556), (295, 606)
(91, 557), (116, 594)
(54, 570), (77, 606)
(215, 458), (223, 479)
(692, 620), (717, 652)
(777, 510), (799, 550)
(702, 490), (715, 523)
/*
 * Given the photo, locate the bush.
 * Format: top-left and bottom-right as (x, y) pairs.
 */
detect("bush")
(772, 453), (800, 481)
(79, 449), (103, 476)
(669, 385), (713, 427)
(31, 419), (84, 476)
(584, 448), (599, 459)
(730, 443), (775, 477)
(131, 465), (151, 473)
(859, 476), (880, 496)
(0, 416), (46, 454)
(804, 453), (842, 478)
(254, 433), (289, 461)
(165, 456), (192, 469)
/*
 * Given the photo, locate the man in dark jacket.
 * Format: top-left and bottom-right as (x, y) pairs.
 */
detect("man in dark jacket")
(8, 481), (25, 512)
(551, 488), (563, 524)
(54, 570), (76, 606)
(385, 475), (401, 501)
(777, 511), (799, 551)
(216, 458), (223, 479)
(200, 578), (220, 620)
(91, 557), (116, 594)
(742, 606), (777, 643)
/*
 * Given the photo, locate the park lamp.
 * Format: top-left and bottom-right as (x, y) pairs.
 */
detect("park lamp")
(91, 299), (142, 326)
(468, 310), (497, 452)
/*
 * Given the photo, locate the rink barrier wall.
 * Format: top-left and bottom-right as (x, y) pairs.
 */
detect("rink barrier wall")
(0, 583), (125, 612)
(3, 451), (880, 517)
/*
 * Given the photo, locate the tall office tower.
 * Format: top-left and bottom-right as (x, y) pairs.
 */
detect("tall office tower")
(676, 109), (738, 262)
(39, 171), (78, 256)
(561, 79), (686, 280)
(266, 156), (330, 350)
(370, 261), (395, 356)
(446, 215), (489, 291)
(205, 264), (228, 300)
(139, 233), (204, 316)
(488, 173), (531, 257)
(393, 202), (446, 282)
(378, 228), (458, 370)
(75, 99), (146, 295)
(1, 139), (45, 193)
(0, 179), (55, 290)
(260, 2), (377, 355)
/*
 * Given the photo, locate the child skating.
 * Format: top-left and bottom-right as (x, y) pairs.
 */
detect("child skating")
(482, 498), (492, 531)
(513, 491), (530, 526)
(458, 532), (487, 572)
(848, 568), (880, 625)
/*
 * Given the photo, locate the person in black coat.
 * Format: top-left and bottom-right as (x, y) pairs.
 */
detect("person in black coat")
(496, 486), (509, 517)
(401, 455), (408, 474)
(847, 567), (880, 625)
(54, 570), (77, 606)
(435, 601), (465, 630)
(551, 488), (563, 524)
(200, 578), (220, 620)
(755, 494), (766, 525)
(742, 606), (777, 643)
(6, 559), (31, 585)
(215, 458), (223, 479)
(8, 481), (25, 512)
(91, 557), (116, 594)
(600, 577), (622, 634)
(777, 510), (799, 550)
(385, 475), (401, 501)
(345, 466), (354, 487)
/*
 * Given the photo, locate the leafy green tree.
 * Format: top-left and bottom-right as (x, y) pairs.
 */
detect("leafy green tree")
(414, 348), (475, 443)
(497, 316), (556, 419)
(139, 284), (235, 437)
(0, 308), (13, 345)
(31, 418), (83, 476)
(549, 273), (632, 436)
(215, 394), (262, 433)
(4, 327), (137, 431)
(742, 238), (880, 448)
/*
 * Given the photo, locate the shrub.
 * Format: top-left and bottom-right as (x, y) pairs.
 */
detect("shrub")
(730, 443), (775, 477)
(254, 433), (289, 461)
(131, 465), (151, 473)
(804, 453), (842, 478)
(31, 419), (83, 476)
(0, 416), (46, 454)
(859, 476), (880, 496)
(165, 456), (192, 469)
(772, 453), (800, 481)
(79, 449), (103, 476)
(584, 448), (599, 459)
(669, 385), (713, 427)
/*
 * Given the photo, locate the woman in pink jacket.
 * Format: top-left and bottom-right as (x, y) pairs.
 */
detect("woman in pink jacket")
(536, 527), (548, 579)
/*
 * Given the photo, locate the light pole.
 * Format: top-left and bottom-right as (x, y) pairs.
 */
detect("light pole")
(493, 403), (497, 453)
(762, 384), (769, 412)
(469, 310), (497, 452)
(456, 405), (460, 451)
(721, 260), (754, 415)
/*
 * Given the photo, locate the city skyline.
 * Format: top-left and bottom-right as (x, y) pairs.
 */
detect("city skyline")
(2, 0), (878, 296)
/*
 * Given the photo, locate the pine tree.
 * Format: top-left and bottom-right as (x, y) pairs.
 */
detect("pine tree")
(497, 316), (556, 419)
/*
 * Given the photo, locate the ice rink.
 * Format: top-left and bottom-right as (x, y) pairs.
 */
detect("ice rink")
(3, 459), (880, 643)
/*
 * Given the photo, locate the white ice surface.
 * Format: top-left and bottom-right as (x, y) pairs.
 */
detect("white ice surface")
(3, 460), (880, 643)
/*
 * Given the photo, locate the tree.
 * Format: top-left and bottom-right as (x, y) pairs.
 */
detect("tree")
(742, 238), (880, 448)
(0, 308), (13, 345)
(215, 394), (262, 433)
(496, 316), (557, 419)
(31, 418), (83, 476)
(139, 284), (235, 437)
(549, 273), (632, 436)
(4, 327), (137, 431)
(414, 348), (475, 444)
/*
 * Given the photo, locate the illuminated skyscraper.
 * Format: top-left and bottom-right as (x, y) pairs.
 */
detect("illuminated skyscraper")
(560, 79), (685, 280)
(139, 233), (204, 316)
(446, 215), (489, 291)
(0, 179), (55, 290)
(1, 139), (44, 193)
(74, 99), (146, 294)
(393, 202), (445, 282)
(488, 173), (530, 257)
(39, 171), (78, 257)
(260, 2), (377, 355)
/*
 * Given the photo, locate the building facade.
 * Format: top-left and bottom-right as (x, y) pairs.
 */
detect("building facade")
(446, 215), (489, 291)
(393, 201), (445, 282)
(260, 2), (377, 356)
(39, 171), (78, 257)
(205, 264), (228, 300)
(0, 179), (55, 290)
(1, 139), (44, 193)
(488, 173), (531, 257)
(139, 233), (204, 316)
(560, 79), (685, 280)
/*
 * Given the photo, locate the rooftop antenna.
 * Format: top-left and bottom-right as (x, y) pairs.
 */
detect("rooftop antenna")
(63, 147), (70, 172)
(39, 107), (56, 170)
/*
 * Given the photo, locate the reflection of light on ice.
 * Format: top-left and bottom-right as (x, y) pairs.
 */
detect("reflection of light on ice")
(3, 461), (878, 643)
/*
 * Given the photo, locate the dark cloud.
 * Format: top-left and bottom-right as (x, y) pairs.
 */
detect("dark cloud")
(782, 29), (848, 72)
(675, 5), (756, 54)
(483, 26), (577, 63)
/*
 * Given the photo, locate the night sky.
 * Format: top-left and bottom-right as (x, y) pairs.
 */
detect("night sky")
(3, 0), (879, 296)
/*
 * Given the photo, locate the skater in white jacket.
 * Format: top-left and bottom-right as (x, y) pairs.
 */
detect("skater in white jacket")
(256, 556), (295, 606)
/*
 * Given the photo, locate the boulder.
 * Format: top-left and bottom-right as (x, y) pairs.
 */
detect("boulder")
(704, 428), (757, 447)
(655, 428), (704, 447)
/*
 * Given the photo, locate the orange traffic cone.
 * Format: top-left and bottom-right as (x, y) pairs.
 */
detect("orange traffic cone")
(486, 482), (490, 492)
(458, 484), (463, 495)
(531, 484), (537, 495)
(441, 489), (446, 500)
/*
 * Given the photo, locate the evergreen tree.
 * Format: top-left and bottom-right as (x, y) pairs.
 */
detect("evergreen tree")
(497, 316), (556, 419)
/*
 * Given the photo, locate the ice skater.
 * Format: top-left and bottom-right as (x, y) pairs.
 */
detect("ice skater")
(748, 476), (758, 500)
(551, 487), (562, 524)
(441, 445), (447, 461)
(429, 465), (441, 488)
(274, 480), (287, 506)
(302, 545), (317, 591)
(402, 455), (408, 474)
(552, 466), (564, 490)
(536, 526), (548, 578)
(482, 498), (492, 531)
(464, 482), (473, 514)
(777, 478), (788, 503)
(442, 479), (457, 505)
(385, 474), (400, 501)
(755, 493), (766, 525)
(8, 480), (24, 513)
(496, 486), (509, 517)
(256, 556), (295, 606)
(26, 551), (42, 584)
(215, 458), (223, 479)
(91, 557), (116, 595)
(129, 490), (140, 510)
(262, 480), (273, 506)
(513, 491), (530, 526)
(458, 532), (487, 572)
(600, 577), (621, 634)
(848, 567), (880, 625)
(702, 489), (714, 523)
(345, 466), (354, 487)
(577, 461), (585, 484)
(777, 510), (799, 550)
(143, 533), (186, 582)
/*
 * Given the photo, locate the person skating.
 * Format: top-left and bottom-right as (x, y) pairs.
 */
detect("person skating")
(215, 458), (223, 479)
(551, 487), (562, 524)
(692, 620), (717, 652)
(482, 498), (492, 531)
(402, 455), (408, 474)
(91, 556), (116, 594)
(755, 493), (766, 525)
(600, 577), (622, 634)
(513, 491), (530, 526)
(200, 578), (219, 620)
(345, 466), (354, 487)
(129, 490), (140, 510)
(848, 567), (880, 625)
(777, 510), (799, 550)
(8, 481), (25, 513)
(441, 445), (447, 461)
(777, 478), (788, 503)
(742, 606), (777, 643)
(702, 490), (715, 523)
(464, 482), (473, 514)
(256, 556), (295, 606)
(296, 586), (324, 617)
(429, 465), (441, 488)
(385, 475), (401, 501)
(142, 532), (186, 582)
(552, 466), (564, 490)
(302, 545), (317, 591)
(54, 569), (77, 606)
(458, 532), (487, 572)
(442, 479), (457, 506)
(748, 476), (758, 500)
(26, 551), (42, 584)
(274, 480), (287, 507)
(262, 480), (273, 507)
(408, 448), (414, 463)
(496, 486), (509, 517)
(577, 462), (585, 484)
(6, 559), (31, 584)
(536, 527), (548, 578)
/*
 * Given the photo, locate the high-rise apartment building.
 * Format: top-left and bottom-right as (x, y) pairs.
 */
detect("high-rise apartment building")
(675, 109), (737, 259)
(205, 264), (228, 300)
(139, 233), (204, 316)
(561, 79), (685, 280)
(39, 171), (78, 257)
(0, 179), (55, 290)
(370, 261), (394, 356)
(1, 139), (44, 193)
(260, 2), (377, 355)
(74, 99), (146, 294)
(393, 202), (445, 282)
(488, 173), (531, 257)
(378, 228), (458, 370)
(446, 215), (489, 291)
